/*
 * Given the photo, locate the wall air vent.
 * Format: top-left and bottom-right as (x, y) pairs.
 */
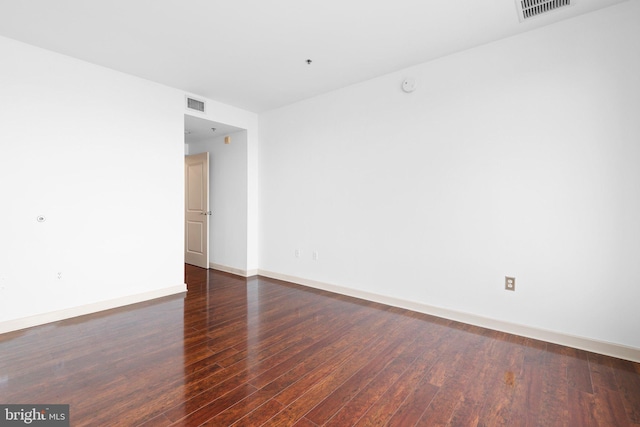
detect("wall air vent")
(516, 0), (573, 21)
(186, 96), (206, 113)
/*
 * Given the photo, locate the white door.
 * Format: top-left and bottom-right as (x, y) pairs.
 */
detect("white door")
(185, 153), (210, 268)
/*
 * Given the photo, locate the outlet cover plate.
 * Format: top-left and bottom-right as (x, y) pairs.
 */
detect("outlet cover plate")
(505, 276), (515, 291)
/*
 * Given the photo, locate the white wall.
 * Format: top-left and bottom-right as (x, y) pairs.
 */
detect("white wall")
(0, 36), (186, 329)
(259, 2), (640, 351)
(187, 131), (249, 272)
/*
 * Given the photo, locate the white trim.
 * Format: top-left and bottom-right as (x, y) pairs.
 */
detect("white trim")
(257, 270), (640, 363)
(0, 284), (187, 335)
(209, 263), (258, 278)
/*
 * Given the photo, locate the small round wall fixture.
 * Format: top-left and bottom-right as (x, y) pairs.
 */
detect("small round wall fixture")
(402, 78), (416, 93)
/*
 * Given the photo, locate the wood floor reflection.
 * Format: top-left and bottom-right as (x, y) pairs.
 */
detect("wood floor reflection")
(1, 264), (639, 426)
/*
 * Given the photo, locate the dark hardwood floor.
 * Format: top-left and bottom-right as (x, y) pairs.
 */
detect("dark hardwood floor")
(1, 265), (639, 426)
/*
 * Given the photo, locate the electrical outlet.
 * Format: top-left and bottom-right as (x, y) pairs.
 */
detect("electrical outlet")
(312, 251), (319, 261)
(58, 272), (62, 280)
(505, 276), (515, 291)
(295, 249), (301, 258)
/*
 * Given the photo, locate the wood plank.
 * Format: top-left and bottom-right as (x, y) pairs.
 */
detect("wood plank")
(324, 326), (440, 426)
(610, 357), (640, 423)
(354, 348), (445, 425)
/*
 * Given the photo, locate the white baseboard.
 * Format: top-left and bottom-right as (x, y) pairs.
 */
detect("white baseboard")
(209, 263), (258, 278)
(0, 284), (187, 335)
(257, 270), (640, 363)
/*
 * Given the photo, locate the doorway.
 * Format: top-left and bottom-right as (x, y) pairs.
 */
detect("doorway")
(184, 114), (245, 269)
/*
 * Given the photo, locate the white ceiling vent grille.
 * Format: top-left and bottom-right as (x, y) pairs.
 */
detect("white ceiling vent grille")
(186, 96), (206, 113)
(517, 0), (573, 21)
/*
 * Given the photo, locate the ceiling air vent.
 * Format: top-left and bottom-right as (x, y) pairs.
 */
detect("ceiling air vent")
(516, 0), (573, 21)
(186, 96), (206, 113)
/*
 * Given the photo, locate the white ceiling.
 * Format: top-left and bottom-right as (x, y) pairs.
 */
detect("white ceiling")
(0, 0), (628, 113)
(184, 114), (243, 145)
